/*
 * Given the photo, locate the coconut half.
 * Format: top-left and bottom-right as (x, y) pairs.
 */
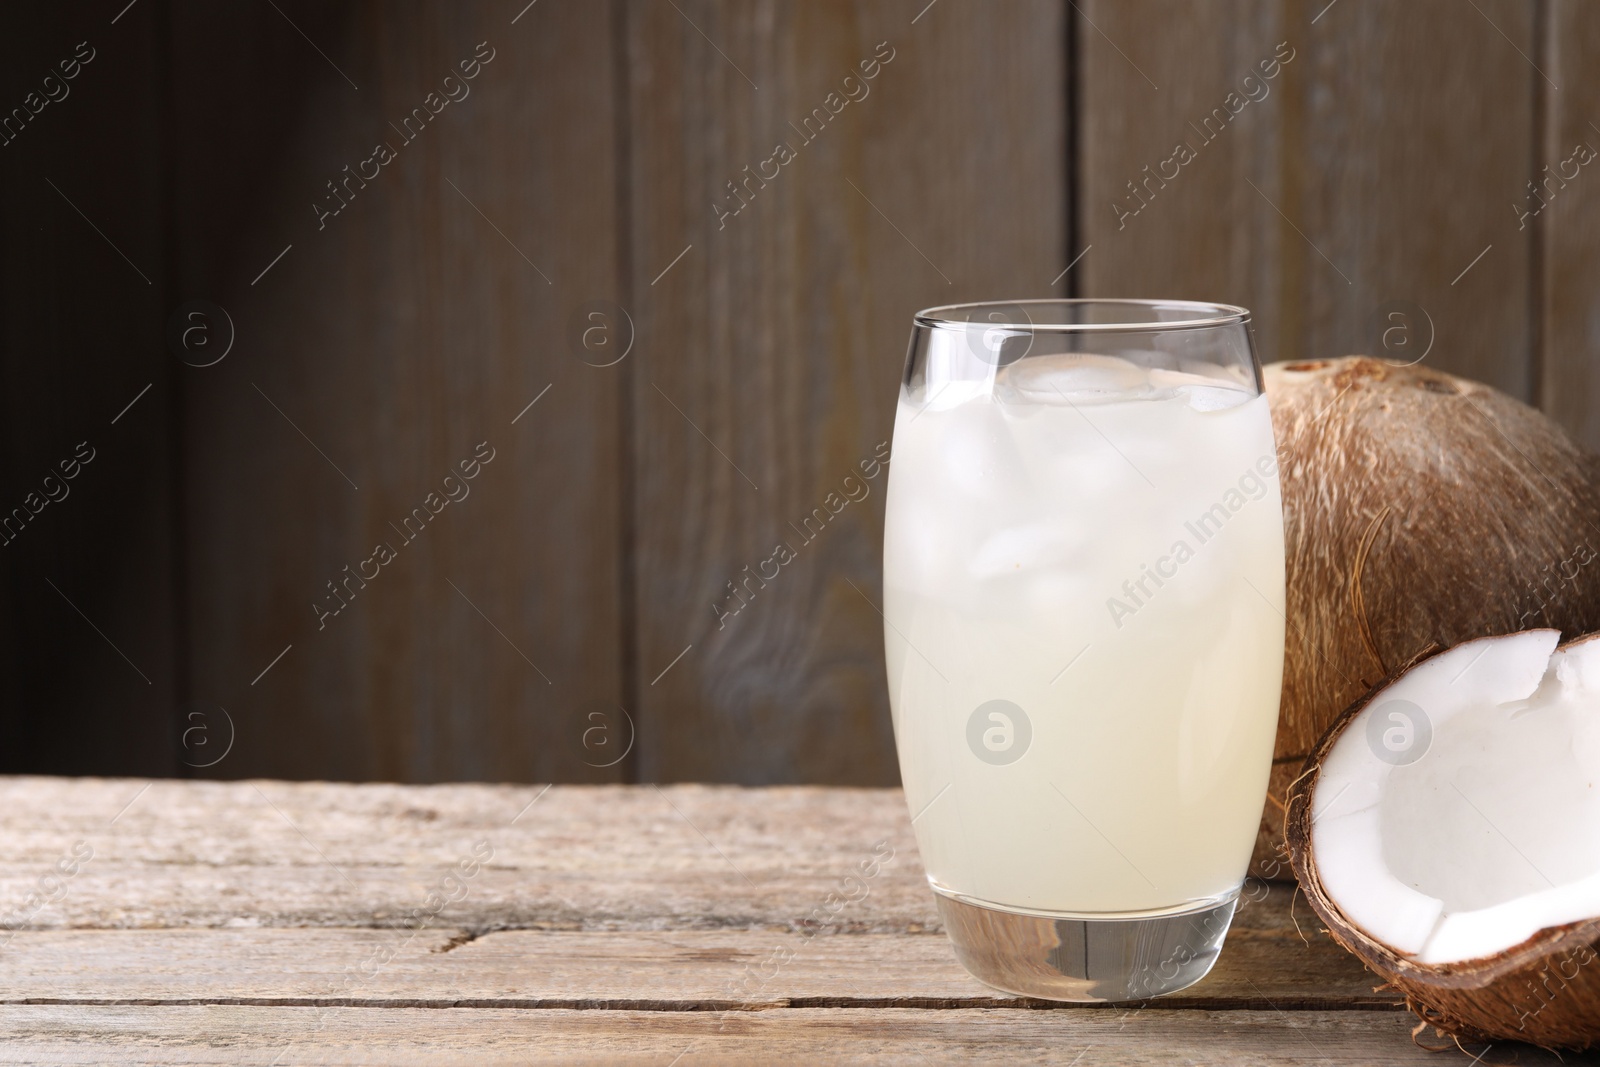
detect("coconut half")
(1288, 629), (1600, 1049)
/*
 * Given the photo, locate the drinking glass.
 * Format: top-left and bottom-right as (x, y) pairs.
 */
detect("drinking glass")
(882, 299), (1285, 1001)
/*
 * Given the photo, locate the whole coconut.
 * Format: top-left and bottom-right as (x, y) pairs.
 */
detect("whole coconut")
(1251, 357), (1600, 879)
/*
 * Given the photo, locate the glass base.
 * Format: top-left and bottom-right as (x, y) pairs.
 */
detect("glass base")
(933, 888), (1238, 1002)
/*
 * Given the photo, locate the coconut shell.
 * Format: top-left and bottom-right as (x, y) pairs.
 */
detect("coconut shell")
(1252, 357), (1600, 878)
(1286, 637), (1600, 1050)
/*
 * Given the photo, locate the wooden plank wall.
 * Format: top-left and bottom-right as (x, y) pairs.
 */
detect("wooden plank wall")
(172, 0), (627, 783)
(1543, 1), (1600, 449)
(1078, 0), (1536, 399)
(624, 0), (1065, 783)
(4, 0), (1598, 783)
(161, 0), (1067, 786)
(0, 4), (177, 775)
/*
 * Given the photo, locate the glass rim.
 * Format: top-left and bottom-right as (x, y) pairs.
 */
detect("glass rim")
(913, 298), (1252, 334)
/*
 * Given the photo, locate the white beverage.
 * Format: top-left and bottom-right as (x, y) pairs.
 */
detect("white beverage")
(883, 353), (1285, 915)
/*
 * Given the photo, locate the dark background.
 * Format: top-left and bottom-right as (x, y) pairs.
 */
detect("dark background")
(0, 0), (1590, 785)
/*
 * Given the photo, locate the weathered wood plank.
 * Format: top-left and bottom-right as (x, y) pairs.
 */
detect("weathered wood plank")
(1541, 1), (1600, 450)
(0, 778), (1456, 1058)
(1080, 0), (1535, 398)
(0, 779), (926, 930)
(0, 1006), (1559, 1066)
(0, 919), (1395, 1011)
(0, 779), (1330, 939)
(625, 0), (1066, 785)
(171, 0), (626, 781)
(0, 778), (1386, 1016)
(0, 0), (177, 775)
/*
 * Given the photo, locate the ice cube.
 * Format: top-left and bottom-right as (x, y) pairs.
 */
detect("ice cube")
(1179, 383), (1254, 411)
(921, 395), (1032, 504)
(969, 521), (1082, 579)
(995, 353), (1162, 406)
(883, 497), (954, 593)
(1146, 366), (1254, 411)
(903, 378), (991, 413)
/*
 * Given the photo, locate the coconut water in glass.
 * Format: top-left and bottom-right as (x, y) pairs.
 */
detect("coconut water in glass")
(882, 299), (1285, 1001)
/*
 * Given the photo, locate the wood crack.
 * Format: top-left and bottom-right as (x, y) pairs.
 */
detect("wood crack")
(0, 996), (1407, 1013)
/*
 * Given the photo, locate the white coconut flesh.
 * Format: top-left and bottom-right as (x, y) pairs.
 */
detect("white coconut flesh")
(1311, 629), (1600, 965)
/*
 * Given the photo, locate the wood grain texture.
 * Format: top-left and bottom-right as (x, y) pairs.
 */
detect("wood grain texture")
(1541, 1), (1600, 450)
(0, 1007), (1562, 1066)
(0, 778), (926, 930)
(5, 776), (1565, 1064)
(0, 779), (1388, 1009)
(170, 1), (627, 782)
(0, 778), (1370, 985)
(0, 921), (1394, 1011)
(1079, 0), (1535, 398)
(624, 0), (1066, 784)
(0, 2), (177, 774)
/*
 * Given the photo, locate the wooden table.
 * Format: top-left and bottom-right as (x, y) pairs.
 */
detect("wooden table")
(0, 777), (1588, 1065)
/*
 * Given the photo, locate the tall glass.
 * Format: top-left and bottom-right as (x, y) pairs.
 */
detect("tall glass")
(882, 300), (1285, 1001)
